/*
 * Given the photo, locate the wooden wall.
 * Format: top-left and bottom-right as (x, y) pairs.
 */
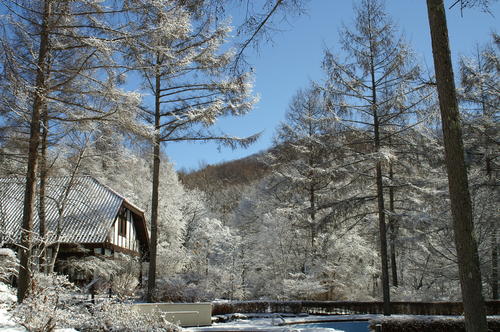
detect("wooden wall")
(108, 207), (140, 254)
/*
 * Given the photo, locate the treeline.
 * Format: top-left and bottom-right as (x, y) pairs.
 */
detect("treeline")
(179, 155), (270, 189)
(179, 0), (499, 304)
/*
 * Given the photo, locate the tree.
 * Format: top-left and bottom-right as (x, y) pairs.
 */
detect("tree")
(120, 0), (258, 302)
(425, 0), (488, 330)
(270, 85), (338, 265)
(0, 0), (143, 302)
(322, 0), (425, 315)
(459, 35), (499, 300)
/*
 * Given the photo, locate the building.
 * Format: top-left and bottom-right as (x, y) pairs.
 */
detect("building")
(0, 176), (149, 280)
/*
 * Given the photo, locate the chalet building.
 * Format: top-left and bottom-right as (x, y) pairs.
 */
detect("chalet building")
(0, 176), (149, 279)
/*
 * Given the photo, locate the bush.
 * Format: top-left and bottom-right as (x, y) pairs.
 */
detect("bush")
(75, 302), (180, 332)
(0, 281), (17, 305)
(369, 316), (500, 332)
(11, 273), (180, 332)
(60, 253), (141, 298)
(154, 276), (209, 302)
(12, 273), (79, 331)
(0, 248), (18, 284)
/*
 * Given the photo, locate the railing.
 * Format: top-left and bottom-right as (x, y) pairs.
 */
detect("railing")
(212, 300), (500, 316)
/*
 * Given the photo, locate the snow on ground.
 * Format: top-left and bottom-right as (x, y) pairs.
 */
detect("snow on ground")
(0, 308), (26, 332)
(186, 314), (379, 332)
(0, 306), (79, 332)
(0, 284), (15, 304)
(0, 283), (23, 332)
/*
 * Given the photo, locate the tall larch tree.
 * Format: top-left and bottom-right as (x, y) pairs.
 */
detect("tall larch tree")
(120, 0), (258, 302)
(459, 36), (499, 300)
(425, 0), (488, 330)
(270, 84), (338, 267)
(323, 0), (425, 315)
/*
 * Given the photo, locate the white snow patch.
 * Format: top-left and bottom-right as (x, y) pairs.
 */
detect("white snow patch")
(0, 284), (16, 305)
(187, 315), (377, 332)
(0, 308), (26, 332)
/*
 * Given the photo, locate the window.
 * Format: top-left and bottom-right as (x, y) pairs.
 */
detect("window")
(118, 209), (127, 237)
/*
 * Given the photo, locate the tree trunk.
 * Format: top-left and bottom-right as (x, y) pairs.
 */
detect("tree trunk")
(375, 159), (391, 316)
(309, 159), (316, 255)
(17, 0), (52, 303)
(371, 43), (391, 316)
(48, 242), (60, 273)
(388, 162), (398, 287)
(146, 68), (162, 303)
(486, 157), (498, 300)
(491, 222), (498, 300)
(38, 107), (49, 274)
(426, 1), (487, 330)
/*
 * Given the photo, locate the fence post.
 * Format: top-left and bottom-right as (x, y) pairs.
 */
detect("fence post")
(375, 323), (382, 332)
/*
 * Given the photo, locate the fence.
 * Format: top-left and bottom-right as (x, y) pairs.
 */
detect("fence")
(212, 300), (500, 316)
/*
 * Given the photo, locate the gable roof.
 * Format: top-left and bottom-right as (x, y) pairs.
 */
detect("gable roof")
(0, 176), (146, 245)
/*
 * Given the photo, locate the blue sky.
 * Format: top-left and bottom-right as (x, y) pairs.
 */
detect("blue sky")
(168, 0), (499, 172)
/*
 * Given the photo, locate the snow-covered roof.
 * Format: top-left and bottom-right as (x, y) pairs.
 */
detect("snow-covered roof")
(0, 176), (144, 244)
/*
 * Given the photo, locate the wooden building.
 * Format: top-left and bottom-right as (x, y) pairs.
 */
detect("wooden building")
(0, 176), (149, 279)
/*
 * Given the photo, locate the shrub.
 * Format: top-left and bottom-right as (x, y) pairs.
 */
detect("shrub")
(12, 273), (79, 331)
(0, 248), (18, 284)
(60, 253), (141, 298)
(75, 302), (180, 332)
(369, 316), (500, 332)
(11, 273), (180, 332)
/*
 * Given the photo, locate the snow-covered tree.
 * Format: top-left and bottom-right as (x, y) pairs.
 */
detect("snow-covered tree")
(270, 85), (338, 260)
(119, 0), (258, 301)
(322, 0), (428, 313)
(0, 0), (145, 302)
(232, 174), (379, 300)
(459, 34), (499, 300)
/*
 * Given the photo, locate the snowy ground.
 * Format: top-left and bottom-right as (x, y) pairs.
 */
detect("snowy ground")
(185, 313), (500, 332)
(185, 314), (378, 332)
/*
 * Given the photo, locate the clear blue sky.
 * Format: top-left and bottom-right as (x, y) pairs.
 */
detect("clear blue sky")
(168, 0), (499, 172)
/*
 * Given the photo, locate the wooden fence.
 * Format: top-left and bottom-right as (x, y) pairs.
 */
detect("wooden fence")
(212, 300), (500, 316)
